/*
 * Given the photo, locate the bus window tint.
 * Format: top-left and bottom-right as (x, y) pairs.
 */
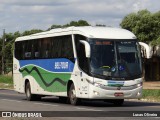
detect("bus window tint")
(15, 42), (24, 59)
(75, 34), (89, 73)
(63, 36), (74, 59)
(15, 35), (74, 60)
(51, 35), (74, 60)
(41, 38), (51, 58)
(33, 40), (40, 58)
(24, 40), (32, 59)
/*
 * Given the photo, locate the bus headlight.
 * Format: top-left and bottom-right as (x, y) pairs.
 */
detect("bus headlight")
(93, 91), (100, 95)
(137, 82), (143, 87)
(94, 83), (102, 87)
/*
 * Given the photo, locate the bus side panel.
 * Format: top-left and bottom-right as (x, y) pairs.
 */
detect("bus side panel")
(31, 75), (68, 96)
(71, 60), (91, 99)
(13, 58), (24, 93)
(17, 58), (74, 96)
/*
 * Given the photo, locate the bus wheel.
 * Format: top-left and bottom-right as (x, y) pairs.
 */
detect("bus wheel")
(25, 82), (36, 101)
(69, 84), (80, 105)
(113, 99), (124, 106)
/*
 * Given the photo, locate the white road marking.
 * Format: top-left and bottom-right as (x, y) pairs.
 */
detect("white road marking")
(34, 102), (59, 107)
(1, 98), (59, 106)
(76, 107), (103, 111)
(1, 99), (22, 103)
(0, 92), (24, 96)
(148, 106), (160, 108)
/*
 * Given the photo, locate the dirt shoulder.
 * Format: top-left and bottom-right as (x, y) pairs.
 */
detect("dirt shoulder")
(143, 81), (160, 89)
(0, 83), (13, 89)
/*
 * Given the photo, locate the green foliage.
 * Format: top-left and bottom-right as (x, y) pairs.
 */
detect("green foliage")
(120, 13), (139, 32)
(96, 24), (106, 27)
(120, 9), (160, 45)
(66, 20), (90, 27)
(142, 89), (160, 102)
(143, 89), (160, 98)
(0, 75), (13, 84)
(0, 29), (43, 73)
(49, 25), (62, 30)
(150, 37), (160, 45)
(48, 20), (90, 30)
(22, 29), (43, 36)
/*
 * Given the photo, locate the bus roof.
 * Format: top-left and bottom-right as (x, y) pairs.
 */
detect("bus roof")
(15, 26), (136, 41)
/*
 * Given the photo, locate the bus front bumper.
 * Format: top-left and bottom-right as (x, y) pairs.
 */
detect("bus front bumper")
(88, 85), (142, 99)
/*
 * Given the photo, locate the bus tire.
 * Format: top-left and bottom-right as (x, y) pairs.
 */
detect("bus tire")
(69, 84), (81, 105)
(25, 82), (36, 101)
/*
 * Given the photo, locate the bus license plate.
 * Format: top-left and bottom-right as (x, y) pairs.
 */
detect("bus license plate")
(114, 92), (124, 97)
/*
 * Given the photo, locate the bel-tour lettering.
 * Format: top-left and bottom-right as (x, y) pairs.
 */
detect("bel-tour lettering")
(55, 62), (69, 69)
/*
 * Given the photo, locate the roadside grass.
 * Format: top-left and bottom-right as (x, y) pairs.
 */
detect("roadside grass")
(0, 75), (13, 89)
(0, 75), (13, 84)
(142, 89), (160, 102)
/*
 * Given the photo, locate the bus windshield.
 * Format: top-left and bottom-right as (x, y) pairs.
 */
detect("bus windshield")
(89, 39), (142, 80)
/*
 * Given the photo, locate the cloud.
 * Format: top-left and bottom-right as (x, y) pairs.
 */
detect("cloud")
(0, 0), (159, 35)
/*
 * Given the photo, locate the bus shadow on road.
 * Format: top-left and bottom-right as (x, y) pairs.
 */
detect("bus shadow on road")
(76, 100), (160, 107)
(37, 96), (160, 107)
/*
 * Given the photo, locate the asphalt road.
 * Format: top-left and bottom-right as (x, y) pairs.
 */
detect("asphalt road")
(0, 89), (160, 120)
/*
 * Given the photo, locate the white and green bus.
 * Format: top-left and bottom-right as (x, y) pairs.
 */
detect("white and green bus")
(13, 26), (143, 106)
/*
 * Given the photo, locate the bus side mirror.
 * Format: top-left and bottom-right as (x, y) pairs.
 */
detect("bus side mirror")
(139, 42), (152, 59)
(80, 40), (91, 58)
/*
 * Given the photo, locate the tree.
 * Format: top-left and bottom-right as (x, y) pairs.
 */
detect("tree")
(150, 11), (160, 45)
(96, 24), (106, 27)
(64, 20), (90, 27)
(0, 29), (43, 73)
(120, 10), (160, 44)
(22, 29), (43, 36)
(48, 20), (90, 30)
(48, 25), (62, 30)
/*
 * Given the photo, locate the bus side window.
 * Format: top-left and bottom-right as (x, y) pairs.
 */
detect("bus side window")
(24, 40), (32, 59)
(75, 34), (89, 73)
(15, 41), (23, 60)
(41, 38), (51, 58)
(51, 35), (74, 61)
(33, 39), (40, 58)
(62, 36), (74, 61)
(25, 52), (31, 58)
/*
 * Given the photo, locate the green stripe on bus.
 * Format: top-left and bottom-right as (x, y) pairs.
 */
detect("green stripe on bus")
(19, 65), (71, 92)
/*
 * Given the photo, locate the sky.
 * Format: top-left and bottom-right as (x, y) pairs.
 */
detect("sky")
(0, 0), (160, 36)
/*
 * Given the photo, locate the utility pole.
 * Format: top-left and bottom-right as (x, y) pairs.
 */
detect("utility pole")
(1, 29), (5, 75)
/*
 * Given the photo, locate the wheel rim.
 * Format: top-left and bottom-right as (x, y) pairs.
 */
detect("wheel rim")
(70, 88), (76, 103)
(26, 87), (30, 98)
